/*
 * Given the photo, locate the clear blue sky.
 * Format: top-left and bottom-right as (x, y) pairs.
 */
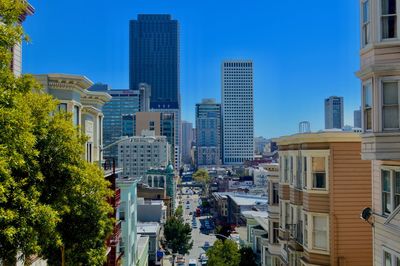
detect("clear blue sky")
(23, 0), (361, 138)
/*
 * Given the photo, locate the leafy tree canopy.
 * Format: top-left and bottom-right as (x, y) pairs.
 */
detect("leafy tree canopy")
(206, 239), (240, 266)
(0, 1), (113, 265)
(239, 246), (257, 266)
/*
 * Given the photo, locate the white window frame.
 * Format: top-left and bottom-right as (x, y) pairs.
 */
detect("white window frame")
(362, 0), (371, 47)
(300, 150), (330, 193)
(382, 246), (400, 266)
(380, 78), (400, 131)
(379, 0), (400, 41)
(303, 212), (330, 254)
(363, 80), (373, 132)
(381, 166), (400, 216)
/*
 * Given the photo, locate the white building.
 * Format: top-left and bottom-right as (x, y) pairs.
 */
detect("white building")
(118, 130), (170, 178)
(221, 60), (254, 165)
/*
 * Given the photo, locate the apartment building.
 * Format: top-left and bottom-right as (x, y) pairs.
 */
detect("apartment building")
(34, 74), (111, 164)
(118, 130), (170, 178)
(275, 132), (372, 266)
(357, 0), (400, 264)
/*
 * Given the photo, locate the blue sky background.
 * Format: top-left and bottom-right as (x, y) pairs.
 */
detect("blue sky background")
(23, 0), (360, 138)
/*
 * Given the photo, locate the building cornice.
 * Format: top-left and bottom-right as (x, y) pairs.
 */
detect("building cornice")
(273, 132), (361, 146)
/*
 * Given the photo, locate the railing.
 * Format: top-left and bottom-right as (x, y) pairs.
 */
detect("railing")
(278, 227), (289, 241)
(111, 221), (122, 246)
(115, 188), (121, 207)
(287, 222), (303, 245)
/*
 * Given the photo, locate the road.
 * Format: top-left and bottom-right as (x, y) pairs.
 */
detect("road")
(179, 189), (217, 264)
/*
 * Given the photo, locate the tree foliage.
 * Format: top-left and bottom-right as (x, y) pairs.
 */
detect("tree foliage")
(0, 1), (113, 264)
(206, 239), (240, 266)
(164, 210), (193, 255)
(239, 246), (257, 266)
(215, 224), (233, 241)
(193, 169), (211, 196)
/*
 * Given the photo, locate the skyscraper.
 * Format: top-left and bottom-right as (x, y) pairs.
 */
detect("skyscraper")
(221, 60), (254, 165)
(195, 99), (222, 167)
(353, 108), (361, 128)
(324, 96), (344, 129)
(181, 121), (194, 164)
(129, 14), (180, 109)
(129, 14), (181, 170)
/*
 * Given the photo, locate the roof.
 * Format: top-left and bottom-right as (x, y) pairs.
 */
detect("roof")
(137, 222), (160, 234)
(241, 210), (268, 219)
(227, 194), (268, 206)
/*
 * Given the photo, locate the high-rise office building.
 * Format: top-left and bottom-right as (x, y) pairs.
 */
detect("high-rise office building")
(129, 14), (180, 109)
(129, 14), (181, 170)
(181, 121), (194, 164)
(353, 108), (361, 128)
(221, 61), (254, 165)
(324, 96), (344, 129)
(196, 99), (222, 167)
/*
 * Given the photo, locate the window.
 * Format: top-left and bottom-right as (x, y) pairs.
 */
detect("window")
(363, 82), (373, 130)
(383, 81), (399, 129)
(290, 156), (294, 185)
(362, 0), (371, 46)
(303, 157), (308, 189)
(312, 157), (326, 189)
(86, 142), (92, 162)
(119, 206), (125, 221)
(272, 183), (279, 204)
(303, 214), (308, 247)
(285, 202), (290, 228)
(284, 156), (289, 183)
(313, 216), (328, 250)
(73, 105), (80, 126)
(383, 248), (400, 266)
(382, 0), (397, 39)
(382, 169), (400, 215)
(57, 103), (67, 112)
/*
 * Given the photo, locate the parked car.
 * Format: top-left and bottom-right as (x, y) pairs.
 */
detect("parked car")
(188, 259), (197, 266)
(176, 255), (185, 266)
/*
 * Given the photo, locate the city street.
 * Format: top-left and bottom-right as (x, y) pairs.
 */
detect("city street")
(179, 189), (217, 264)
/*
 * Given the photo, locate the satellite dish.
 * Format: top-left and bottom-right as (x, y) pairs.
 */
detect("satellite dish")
(360, 207), (373, 222)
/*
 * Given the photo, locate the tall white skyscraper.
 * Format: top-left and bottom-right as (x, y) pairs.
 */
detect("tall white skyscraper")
(221, 60), (254, 165)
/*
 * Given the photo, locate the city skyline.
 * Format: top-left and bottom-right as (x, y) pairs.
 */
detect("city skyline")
(22, 0), (360, 138)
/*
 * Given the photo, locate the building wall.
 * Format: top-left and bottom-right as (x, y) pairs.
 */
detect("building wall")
(324, 96), (344, 129)
(329, 142), (372, 266)
(118, 135), (170, 178)
(182, 120), (194, 164)
(135, 112), (161, 136)
(221, 60), (254, 165)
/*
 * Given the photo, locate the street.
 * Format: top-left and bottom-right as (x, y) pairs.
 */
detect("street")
(180, 188), (217, 264)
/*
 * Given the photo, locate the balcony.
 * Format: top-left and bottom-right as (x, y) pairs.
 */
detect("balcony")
(278, 227), (289, 241)
(115, 188), (121, 207)
(110, 221), (122, 246)
(361, 132), (400, 160)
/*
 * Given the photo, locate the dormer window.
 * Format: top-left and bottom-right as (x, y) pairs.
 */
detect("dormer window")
(382, 0), (397, 39)
(362, 0), (371, 46)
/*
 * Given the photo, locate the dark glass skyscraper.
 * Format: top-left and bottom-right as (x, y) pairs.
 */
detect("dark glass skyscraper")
(129, 14), (180, 109)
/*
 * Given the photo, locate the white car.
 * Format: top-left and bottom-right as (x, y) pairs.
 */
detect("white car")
(188, 259), (197, 266)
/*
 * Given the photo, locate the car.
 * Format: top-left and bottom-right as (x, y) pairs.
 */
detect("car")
(188, 259), (197, 266)
(192, 224), (198, 229)
(186, 205), (190, 209)
(204, 241), (210, 248)
(199, 253), (208, 264)
(186, 201), (190, 204)
(189, 211), (193, 215)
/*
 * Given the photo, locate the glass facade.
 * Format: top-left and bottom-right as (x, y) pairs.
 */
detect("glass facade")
(129, 14), (180, 109)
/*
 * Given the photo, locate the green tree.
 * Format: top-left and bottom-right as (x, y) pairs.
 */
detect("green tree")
(164, 210), (193, 265)
(193, 169), (211, 196)
(239, 246), (257, 266)
(206, 239), (240, 266)
(215, 224), (233, 241)
(0, 1), (113, 264)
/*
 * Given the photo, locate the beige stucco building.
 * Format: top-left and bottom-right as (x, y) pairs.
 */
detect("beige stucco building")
(357, 0), (400, 264)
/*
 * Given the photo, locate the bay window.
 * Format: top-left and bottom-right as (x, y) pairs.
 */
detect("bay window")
(303, 214), (308, 247)
(312, 157), (326, 189)
(57, 103), (67, 112)
(382, 81), (399, 130)
(362, 0), (371, 46)
(382, 0), (397, 39)
(382, 168), (400, 215)
(363, 82), (373, 131)
(303, 156), (308, 189)
(383, 247), (400, 266)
